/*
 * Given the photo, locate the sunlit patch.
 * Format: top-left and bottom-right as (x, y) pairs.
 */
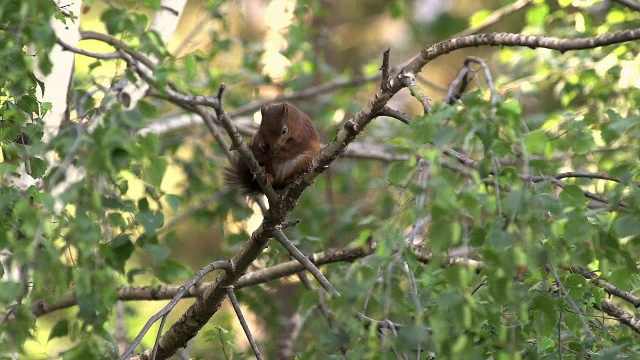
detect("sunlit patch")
(619, 59), (640, 89)
(261, 0), (297, 80)
(332, 108), (345, 124)
(264, 0), (296, 30)
(261, 49), (292, 80)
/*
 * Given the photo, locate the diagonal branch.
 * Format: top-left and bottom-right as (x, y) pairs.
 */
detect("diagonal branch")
(272, 229), (339, 296)
(571, 267), (640, 307)
(596, 300), (640, 334)
(226, 287), (264, 360)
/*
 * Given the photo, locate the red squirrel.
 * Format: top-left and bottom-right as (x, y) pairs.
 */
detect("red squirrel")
(224, 103), (321, 195)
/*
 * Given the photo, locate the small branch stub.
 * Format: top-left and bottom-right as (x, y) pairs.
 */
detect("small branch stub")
(380, 48), (392, 91)
(399, 73), (431, 115)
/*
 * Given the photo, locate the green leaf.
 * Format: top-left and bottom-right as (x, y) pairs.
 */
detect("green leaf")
(526, 4), (549, 28)
(165, 194), (181, 213)
(27, 157), (47, 178)
(565, 274), (587, 299)
(126, 268), (146, 284)
(48, 319), (69, 340)
(16, 95), (40, 114)
(62, 344), (93, 360)
(488, 220), (516, 249)
(389, 0), (406, 18)
(154, 259), (191, 283)
(111, 147), (130, 170)
(524, 130), (547, 154)
(184, 55), (197, 79)
(432, 126), (457, 147)
(137, 209), (164, 234)
(387, 161), (413, 185)
(559, 185), (586, 207)
(470, 10), (491, 28)
(100, 8), (126, 35)
(143, 0), (161, 9)
(538, 337), (555, 352)
(143, 243), (170, 263)
(0, 282), (22, 303)
(613, 214), (640, 238)
(107, 235), (135, 273)
(145, 157), (167, 188)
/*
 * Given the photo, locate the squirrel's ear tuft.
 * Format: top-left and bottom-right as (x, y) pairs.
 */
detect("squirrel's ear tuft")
(260, 104), (269, 116)
(261, 103), (286, 121)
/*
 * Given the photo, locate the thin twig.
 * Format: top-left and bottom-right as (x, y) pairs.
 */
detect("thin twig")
(80, 30), (156, 69)
(398, 74), (431, 115)
(464, 56), (502, 105)
(445, 66), (474, 104)
(57, 37), (122, 60)
(226, 287), (264, 360)
(272, 229), (340, 296)
(152, 314), (169, 360)
(547, 263), (599, 341)
(380, 48), (392, 91)
(377, 106), (412, 124)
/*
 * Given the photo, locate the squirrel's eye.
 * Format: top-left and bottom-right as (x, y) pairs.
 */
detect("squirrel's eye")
(281, 126), (288, 135)
(285, 138), (294, 144)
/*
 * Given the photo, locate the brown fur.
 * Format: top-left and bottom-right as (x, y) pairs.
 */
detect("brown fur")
(223, 103), (321, 195)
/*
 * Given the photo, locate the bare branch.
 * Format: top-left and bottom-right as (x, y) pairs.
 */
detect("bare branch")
(596, 300), (640, 334)
(377, 106), (412, 124)
(548, 263), (598, 341)
(80, 31), (156, 69)
(356, 312), (406, 331)
(528, 171), (630, 185)
(57, 37), (122, 60)
(466, 56), (502, 104)
(446, 56), (501, 105)
(398, 74), (431, 114)
(226, 287), (264, 360)
(272, 229), (339, 296)
(445, 65), (474, 104)
(571, 267), (640, 307)
(404, 30), (640, 77)
(380, 48), (392, 91)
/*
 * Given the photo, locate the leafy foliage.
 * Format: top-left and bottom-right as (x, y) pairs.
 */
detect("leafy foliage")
(1, 0), (639, 359)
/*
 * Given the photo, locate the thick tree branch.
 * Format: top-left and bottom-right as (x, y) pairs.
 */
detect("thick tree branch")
(571, 267), (640, 308)
(596, 300), (640, 334)
(403, 30), (640, 77)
